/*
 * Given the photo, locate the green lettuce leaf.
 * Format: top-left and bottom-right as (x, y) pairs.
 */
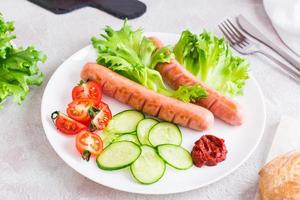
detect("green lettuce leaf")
(174, 30), (249, 97)
(92, 21), (207, 102)
(0, 16), (15, 59)
(0, 15), (46, 108)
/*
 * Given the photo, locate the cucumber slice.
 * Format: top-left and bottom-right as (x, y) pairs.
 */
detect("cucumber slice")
(130, 145), (165, 184)
(97, 141), (141, 170)
(157, 144), (193, 170)
(137, 118), (158, 145)
(105, 110), (144, 134)
(99, 131), (120, 148)
(114, 133), (140, 145)
(148, 122), (182, 146)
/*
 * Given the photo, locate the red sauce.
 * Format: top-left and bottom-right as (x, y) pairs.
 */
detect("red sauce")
(191, 135), (227, 168)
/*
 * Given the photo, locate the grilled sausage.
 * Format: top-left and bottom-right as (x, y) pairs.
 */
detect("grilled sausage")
(149, 37), (244, 126)
(80, 63), (214, 131)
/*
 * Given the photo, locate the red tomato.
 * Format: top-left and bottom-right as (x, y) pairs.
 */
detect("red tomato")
(76, 130), (103, 161)
(67, 98), (96, 123)
(89, 102), (112, 131)
(72, 81), (102, 105)
(51, 111), (87, 135)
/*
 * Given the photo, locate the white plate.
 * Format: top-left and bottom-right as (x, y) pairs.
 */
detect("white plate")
(41, 32), (266, 195)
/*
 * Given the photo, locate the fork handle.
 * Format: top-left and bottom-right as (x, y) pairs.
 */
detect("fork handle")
(237, 15), (300, 71)
(257, 51), (300, 82)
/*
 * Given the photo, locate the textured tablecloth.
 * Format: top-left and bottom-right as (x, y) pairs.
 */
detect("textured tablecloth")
(1, 0), (300, 199)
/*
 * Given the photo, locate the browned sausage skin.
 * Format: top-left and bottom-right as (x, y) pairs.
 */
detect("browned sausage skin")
(149, 37), (244, 126)
(80, 63), (214, 131)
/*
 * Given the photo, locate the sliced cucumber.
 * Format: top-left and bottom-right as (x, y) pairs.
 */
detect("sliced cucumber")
(99, 131), (120, 148)
(157, 144), (193, 170)
(137, 118), (158, 145)
(97, 141), (141, 170)
(114, 133), (140, 145)
(148, 122), (182, 146)
(105, 110), (144, 134)
(130, 145), (165, 184)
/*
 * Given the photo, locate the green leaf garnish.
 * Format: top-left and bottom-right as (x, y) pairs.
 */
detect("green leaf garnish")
(174, 30), (249, 97)
(0, 15), (46, 108)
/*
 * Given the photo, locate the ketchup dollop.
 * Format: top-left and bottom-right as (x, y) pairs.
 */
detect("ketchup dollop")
(191, 135), (227, 168)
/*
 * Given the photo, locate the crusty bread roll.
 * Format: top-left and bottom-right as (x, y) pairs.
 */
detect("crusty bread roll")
(259, 151), (300, 200)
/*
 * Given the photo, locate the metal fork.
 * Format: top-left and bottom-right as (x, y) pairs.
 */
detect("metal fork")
(218, 19), (300, 82)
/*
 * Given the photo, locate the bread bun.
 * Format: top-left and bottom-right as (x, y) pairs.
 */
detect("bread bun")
(259, 151), (300, 200)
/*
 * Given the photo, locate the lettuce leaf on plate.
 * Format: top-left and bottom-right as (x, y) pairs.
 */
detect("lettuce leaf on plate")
(174, 30), (249, 97)
(91, 21), (207, 103)
(0, 15), (46, 108)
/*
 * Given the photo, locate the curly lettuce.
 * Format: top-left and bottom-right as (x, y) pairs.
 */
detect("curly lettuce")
(0, 15), (46, 108)
(91, 21), (207, 103)
(174, 30), (249, 97)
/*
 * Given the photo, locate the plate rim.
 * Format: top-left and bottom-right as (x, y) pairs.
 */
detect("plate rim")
(41, 32), (266, 195)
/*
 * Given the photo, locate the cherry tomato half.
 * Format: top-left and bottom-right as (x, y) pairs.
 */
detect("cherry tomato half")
(76, 130), (103, 161)
(72, 81), (102, 105)
(89, 102), (112, 131)
(51, 111), (87, 135)
(67, 98), (96, 123)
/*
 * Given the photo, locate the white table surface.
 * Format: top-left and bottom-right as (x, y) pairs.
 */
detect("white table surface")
(1, 0), (300, 199)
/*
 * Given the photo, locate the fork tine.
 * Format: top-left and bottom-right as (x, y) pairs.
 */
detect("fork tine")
(226, 19), (250, 45)
(223, 20), (242, 42)
(220, 22), (240, 43)
(226, 19), (245, 39)
(218, 25), (234, 45)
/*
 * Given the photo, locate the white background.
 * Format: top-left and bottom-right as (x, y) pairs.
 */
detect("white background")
(0, 0), (300, 199)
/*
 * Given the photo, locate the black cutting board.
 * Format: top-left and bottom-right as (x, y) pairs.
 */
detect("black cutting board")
(28, 0), (146, 19)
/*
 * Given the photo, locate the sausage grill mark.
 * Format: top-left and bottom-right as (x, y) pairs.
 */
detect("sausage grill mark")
(186, 117), (192, 128)
(138, 98), (146, 111)
(111, 85), (118, 99)
(128, 92), (145, 110)
(173, 73), (185, 83)
(176, 75), (197, 86)
(175, 113), (189, 126)
(143, 99), (161, 116)
(170, 111), (176, 123)
(117, 86), (132, 104)
(140, 99), (148, 113)
(161, 62), (177, 76)
(207, 99), (218, 110)
(153, 103), (162, 116)
(155, 105), (162, 118)
(101, 81), (108, 91)
(126, 93), (134, 105)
